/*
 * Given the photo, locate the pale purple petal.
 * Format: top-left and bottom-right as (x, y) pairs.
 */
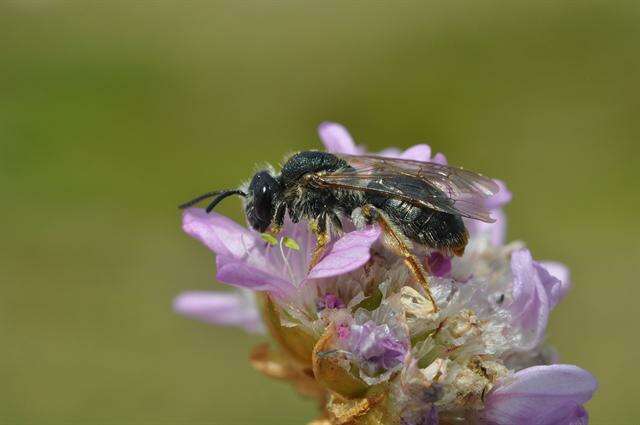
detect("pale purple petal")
(308, 226), (381, 279)
(183, 208), (295, 295)
(482, 364), (597, 425)
(486, 180), (512, 209)
(431, 152), (447, 165)
(400, 144), (432, 162)
(215, 256), (293, 295)
(465, 209), (507, 246)
(318, 122), (361, 154)
(182, 208), (259, 258)
(378, 147), (403, 158)
(539, 261), (571, 307)
(463, 180), (510, 245)
(509, 249), (549, 350)
(173, 290), (264, 333)
(377, 144), (432, 162)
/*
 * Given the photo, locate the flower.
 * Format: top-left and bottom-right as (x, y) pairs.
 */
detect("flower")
(178, 207), (380, 299)
(175, 122), (597, 424)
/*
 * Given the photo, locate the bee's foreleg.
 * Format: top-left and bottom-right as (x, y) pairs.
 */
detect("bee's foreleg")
(309, 214), (330, 270)
(361, 205), (438, 313)
(268, 203), (287, 235)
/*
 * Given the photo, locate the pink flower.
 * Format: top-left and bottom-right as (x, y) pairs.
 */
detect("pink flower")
(175, 207), (380, 332)
(180, 208), (380, 298)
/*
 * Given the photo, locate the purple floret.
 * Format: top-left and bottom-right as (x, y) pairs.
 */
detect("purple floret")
(346, 321), (408, 373)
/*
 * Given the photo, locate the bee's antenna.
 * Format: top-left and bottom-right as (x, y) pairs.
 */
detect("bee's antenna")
(178, 191), (222, 209)
(178, 190), (246, 211)
(205, 190), (246, 212)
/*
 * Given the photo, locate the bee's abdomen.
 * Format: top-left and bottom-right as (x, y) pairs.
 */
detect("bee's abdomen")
(365, 175), (468, 253)
(413, 209), (467, 253)
(379, 199), (467, 252)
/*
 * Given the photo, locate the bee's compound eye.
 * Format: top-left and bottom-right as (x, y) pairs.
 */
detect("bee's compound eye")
(247, 171), (281, 232)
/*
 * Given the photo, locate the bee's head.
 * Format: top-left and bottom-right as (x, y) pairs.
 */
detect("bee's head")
(245, 170), (282, 232)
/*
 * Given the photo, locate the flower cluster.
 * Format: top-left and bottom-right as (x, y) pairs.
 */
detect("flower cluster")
(174, 123), (596, 424)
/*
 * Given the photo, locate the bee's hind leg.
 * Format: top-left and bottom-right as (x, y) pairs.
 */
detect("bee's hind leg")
(309, 214), (330, 270)
(361, 205), (439, 313)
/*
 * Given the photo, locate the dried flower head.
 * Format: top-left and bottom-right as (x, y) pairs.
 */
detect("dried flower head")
(175, 123), (596, 424)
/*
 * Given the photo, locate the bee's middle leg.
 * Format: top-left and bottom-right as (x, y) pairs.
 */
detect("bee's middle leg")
(309, 214), (330, 270)
(361, 205), (439, 312)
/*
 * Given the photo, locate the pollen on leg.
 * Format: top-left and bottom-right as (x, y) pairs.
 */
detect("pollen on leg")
(361, 204), (439, 312)
(309, 218), (331, 270)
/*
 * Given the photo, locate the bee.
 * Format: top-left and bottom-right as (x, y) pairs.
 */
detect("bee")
(180, 151), (499, 310)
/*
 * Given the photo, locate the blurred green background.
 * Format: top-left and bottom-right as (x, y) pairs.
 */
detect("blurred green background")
(1, 1), (638, 424)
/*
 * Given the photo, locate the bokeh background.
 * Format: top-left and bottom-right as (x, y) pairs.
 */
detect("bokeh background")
(1, 1), (638, 424)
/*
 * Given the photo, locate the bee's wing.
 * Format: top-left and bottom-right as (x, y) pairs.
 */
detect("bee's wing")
(314, 154), (500, 223)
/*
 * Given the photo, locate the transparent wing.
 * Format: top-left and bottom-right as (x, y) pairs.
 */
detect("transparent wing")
(312, 154), (500, 222)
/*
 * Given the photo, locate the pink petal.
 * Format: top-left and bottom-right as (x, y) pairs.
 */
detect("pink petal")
(308, 226), (381, 279)
(464, 181), (511, 245)
(539, 261), (571, 307)
(183, 208), (294, 295)
(509, 249), (549, 350)
(486, 179), (512, 209)
(182, 208), (259, 258)
(482, 364), (597, 425)
(431, 152), (447, 165)
(216, 256), (293, 295)
(378, 147), (403, 158)
(173, 290), (264, 333)
(399, 144), (431, 162)
(318, 122), (361, 154)
(465, 209), (507, 246)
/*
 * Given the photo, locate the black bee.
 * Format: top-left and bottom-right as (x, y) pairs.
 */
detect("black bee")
(180, 151), (499, 310)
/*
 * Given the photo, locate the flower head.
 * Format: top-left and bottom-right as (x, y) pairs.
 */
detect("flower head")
(175, 122), (596, 424)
